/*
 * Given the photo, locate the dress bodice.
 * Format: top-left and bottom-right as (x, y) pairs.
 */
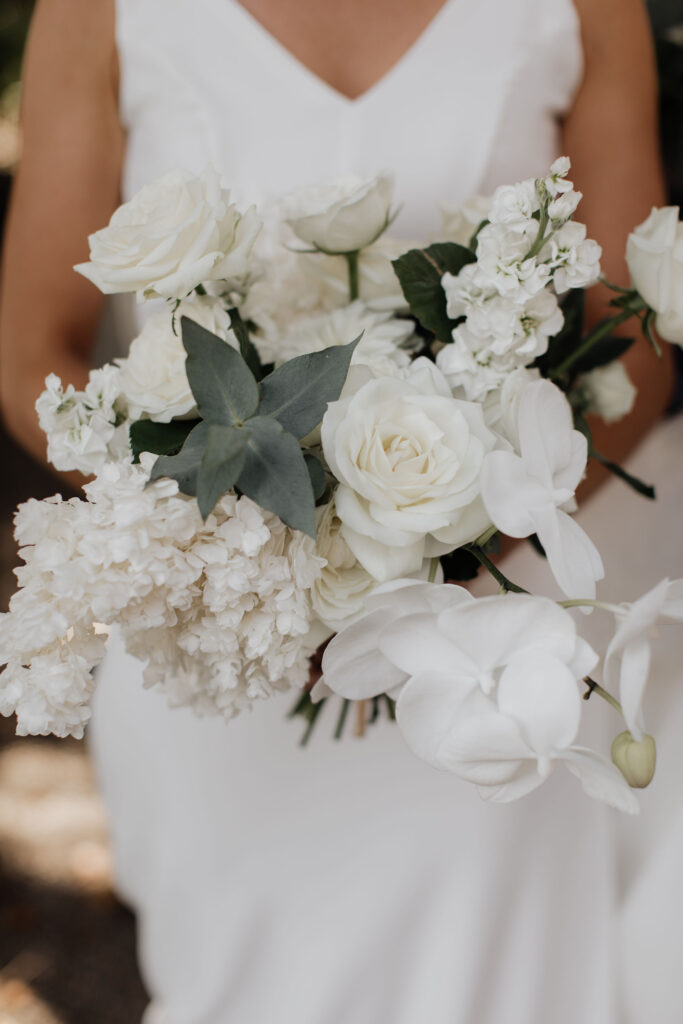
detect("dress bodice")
(115, 0), (582, 238)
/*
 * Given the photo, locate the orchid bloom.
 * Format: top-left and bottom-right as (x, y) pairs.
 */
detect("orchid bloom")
(481, 379), (604, 598)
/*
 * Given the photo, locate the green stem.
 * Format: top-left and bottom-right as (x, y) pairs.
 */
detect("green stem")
(525, 204), (550, 260)
(334, 699), (351, 740)
(300, 699), (325, 747)
(463, 545), (528, 594)
(551, 306), (642, 380)
(583, 677), (623, 716)
(428, 557), (440, 583)
(346, 251), (360, 302)
(559, 598), (624, 615)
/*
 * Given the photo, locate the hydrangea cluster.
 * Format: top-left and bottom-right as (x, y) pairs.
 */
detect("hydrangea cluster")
(437, 158), (602, 400)
(0, 456), (324, 736)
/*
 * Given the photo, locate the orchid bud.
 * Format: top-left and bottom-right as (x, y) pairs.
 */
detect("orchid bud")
(611, 730), (657, 789)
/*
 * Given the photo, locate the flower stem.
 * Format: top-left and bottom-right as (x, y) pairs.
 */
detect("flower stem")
(354, 699), (367, 737)
(428, 557), (440, 583)
(551, 306), (643, 380)
(583, 676), (623, 716)
(334, 698), (351, 740)
(559, 598), (624, 615)
(346, 251), (360, 302)
(463, 545), (528, 593)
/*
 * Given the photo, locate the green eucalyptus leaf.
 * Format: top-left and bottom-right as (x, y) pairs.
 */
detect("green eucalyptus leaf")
(391, 242), (475, 343)
(130, 418), (200, 464)
(197, 424), (247, 520)
(257, 337), (360, 439)
(304, 453), (327, 500)
(228, 307), (267, 381)
(181, 316), (259, 425)
(148, 421), (209, 496)
(237, 416), (316, 536)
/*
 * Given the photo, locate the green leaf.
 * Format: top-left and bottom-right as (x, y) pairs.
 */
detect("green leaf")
(181, 317), (259, 425)
(570, 335), (634, 376)
(304, 453), (327, 500)
(149, 421), (209, 496)
(237, 416), (316, 536)
(257, 337), (360, 439)
(196, 424), (247, 520)
(439, 546), (481, 582)
(129, 418), (200, 464)
(228, 307), (267, 381)
(391, 242), (475, 343)
(574, 413), (655, 500)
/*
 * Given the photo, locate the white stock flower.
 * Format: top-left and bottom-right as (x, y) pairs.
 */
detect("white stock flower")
(391, 592), (636, 811)
(544, 157), (573, 196)
(603, 579), (683, 740)
(117, 296), (235, 423)
(578, 360), (636, 424)
(321, 579), (472, 700)
(310, 501), (378, 634)
(75, 167), (261, 300)
(256, 300), (414, 372)
(488, 179), (539, 231)
(439, 195), (492, 247)
(544, 221), (602, 293)
(626, 206), (683, 344)
(321, 363), (496, 581)
(36, 367), (123, 475)
(281, 173), (394, 253)
(481, 379), (604, 598)
(473, 223), (549, 299)
(548, 189), (582, 222)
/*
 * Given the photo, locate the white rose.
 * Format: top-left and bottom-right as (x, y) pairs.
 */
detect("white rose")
(281, 173), (394, 253)
(626, 206), (683, 344)
(76, 167), (261, 300)
(117, 296), (235, 422)
(311, 501), (377, 633)
(578, 360), (637, 424)
(321, 365), (496, 582)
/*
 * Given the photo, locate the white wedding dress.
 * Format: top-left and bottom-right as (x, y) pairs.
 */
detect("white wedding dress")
(90, 2), (683, 1022)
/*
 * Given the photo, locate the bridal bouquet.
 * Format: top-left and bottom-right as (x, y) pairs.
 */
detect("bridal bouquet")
(2, 158), (683, 813)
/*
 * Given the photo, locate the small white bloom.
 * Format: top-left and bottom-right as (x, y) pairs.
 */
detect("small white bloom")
(488, 179), (539, 232)
(626, 206), (683, 344)
(117, 296), (235, 423)
(481, 379), (604, 599)
(548, 189), (582, 223)
(322, 363), (496, 581)
(545, 221), (602, 293)
(36, 368), (123, 475)
(281, 173), (394, 254)
(474, 223), (550, 299)
(75, 167), (261, 300)
(603, 578), (683, 740)
(578, 360), (637, 424)
(545, 156), (573, 197)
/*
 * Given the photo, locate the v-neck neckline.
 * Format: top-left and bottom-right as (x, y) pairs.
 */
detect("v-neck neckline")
(230, 0), (455, 106)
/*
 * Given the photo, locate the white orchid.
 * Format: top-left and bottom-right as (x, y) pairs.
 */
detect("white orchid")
(604, 579), (683, 740)
(481, 379), (604, 598)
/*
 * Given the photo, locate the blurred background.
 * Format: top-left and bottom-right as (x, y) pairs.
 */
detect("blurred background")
(0, 2), (682, 1021)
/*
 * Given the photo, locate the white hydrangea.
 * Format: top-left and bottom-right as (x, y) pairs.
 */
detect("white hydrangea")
(255, 300), (415, 373)
(36, 365), (125, 475)
(0, 457), (324, 737)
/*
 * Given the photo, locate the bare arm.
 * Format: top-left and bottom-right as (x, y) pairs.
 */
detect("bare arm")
(0, 0), (124, 473)
(567, 0), (674, 495)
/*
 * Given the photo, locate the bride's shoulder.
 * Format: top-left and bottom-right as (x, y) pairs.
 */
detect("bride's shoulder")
(571, 0), (655, 55)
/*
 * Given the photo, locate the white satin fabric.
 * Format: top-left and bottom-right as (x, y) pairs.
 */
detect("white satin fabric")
(90, 2), (683, 1021)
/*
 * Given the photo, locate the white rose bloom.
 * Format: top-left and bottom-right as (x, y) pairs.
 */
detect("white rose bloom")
(281, 172), (394, 253)
(36, 367), (123, 475)
(578, 360), (637, 424)
(545, 221), (602, 293)
(626, 206), (683, 344)
(311, 501), (377, 634)
(117, 296), (235, 423)
(321, 363), (496, 581)
(257, 300), (414, 373)
(439, 195), (491, 247)
(75, 167), (261, 300)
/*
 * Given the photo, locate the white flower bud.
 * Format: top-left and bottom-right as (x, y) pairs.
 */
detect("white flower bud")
(611, 730), (657, 788)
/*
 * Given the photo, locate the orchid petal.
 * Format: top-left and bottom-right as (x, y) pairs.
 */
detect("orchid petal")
(562, 747), (640, 814)
(618, 637), (652, 741)
(378, 612), (474, 678)
(497, 651), (582, 754)
(321, 609), (408, 699)
(517, 379), (579, 490)
(532, 504), (604, 599)
(480, 450), (541, 537)
(396, 670), (479, 768)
